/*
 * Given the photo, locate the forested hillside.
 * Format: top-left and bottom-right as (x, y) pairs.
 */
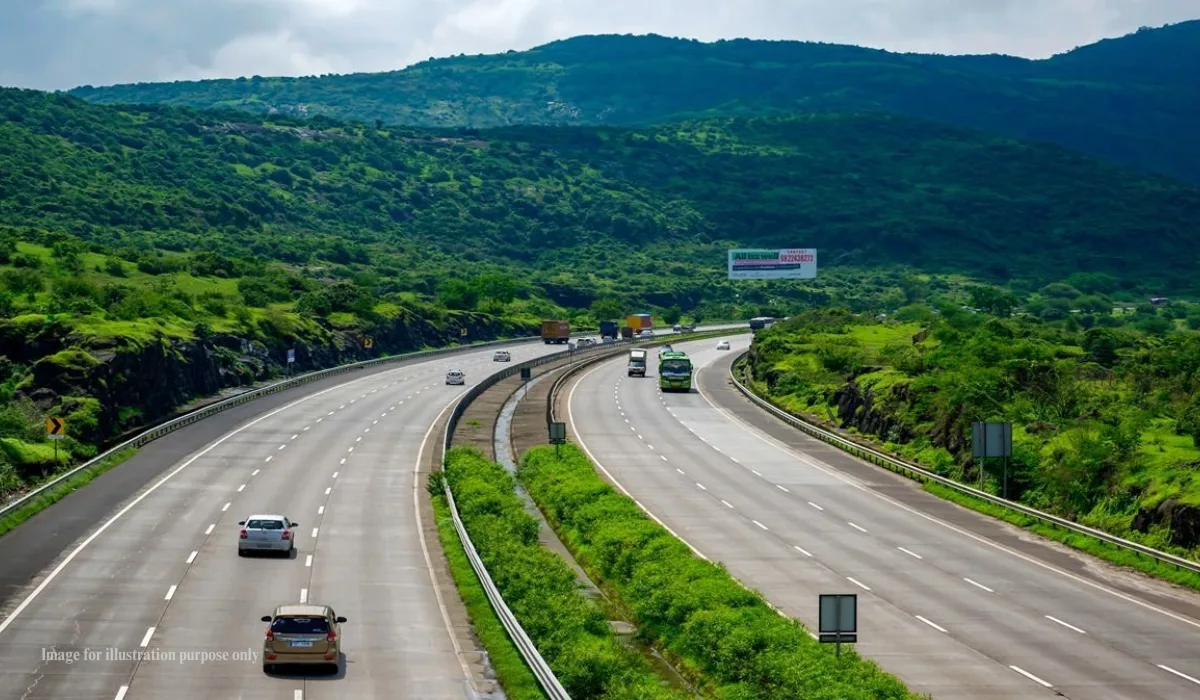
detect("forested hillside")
(69, 22), (1200, 183)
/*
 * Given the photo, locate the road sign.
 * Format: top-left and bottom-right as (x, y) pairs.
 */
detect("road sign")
(286, 348), (296, 364)
(520, 367), (531, 381)
(818, 593), (858, 654)
(549, 422), (567, 444)
(971, 422), (1012, 458)
(45, 417), (65, 439)
(364, 336), (374, 349)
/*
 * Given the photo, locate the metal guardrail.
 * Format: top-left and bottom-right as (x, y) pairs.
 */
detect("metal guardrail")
(0, 333), (556, 520)
(728, 351), (1200, 575)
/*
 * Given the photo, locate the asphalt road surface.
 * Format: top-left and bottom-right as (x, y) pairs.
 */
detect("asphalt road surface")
(0, 340), (561, 700)
(568, 335), (1200, 700)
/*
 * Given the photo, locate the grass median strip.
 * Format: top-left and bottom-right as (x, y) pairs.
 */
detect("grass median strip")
(429, 486), (547, 700)
(0, 447), (138, 539)
(443, 446), (689, 700)
(519, 444), (924, 700)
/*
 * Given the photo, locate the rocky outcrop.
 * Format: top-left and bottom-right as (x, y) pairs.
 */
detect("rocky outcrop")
(2, 311), (535, 448)
(1131, 496), (1200, 551)
(830, 382), (914, 444)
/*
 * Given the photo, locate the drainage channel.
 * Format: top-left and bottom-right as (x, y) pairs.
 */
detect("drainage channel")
(494, 371), (699, 696)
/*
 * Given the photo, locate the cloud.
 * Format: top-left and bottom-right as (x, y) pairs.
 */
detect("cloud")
(0, 0), (1196, 89)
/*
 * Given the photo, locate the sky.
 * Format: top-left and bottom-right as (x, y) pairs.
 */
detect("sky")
(1, 0), (1197, 90)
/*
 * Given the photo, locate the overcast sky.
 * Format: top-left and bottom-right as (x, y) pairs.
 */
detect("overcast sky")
(1, 0), (1196, 90)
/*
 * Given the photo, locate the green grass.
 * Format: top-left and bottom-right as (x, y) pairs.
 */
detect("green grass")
(924, 482), (1200, 592)
(0, 446), (137, 538)
(429, 491), (547, 700)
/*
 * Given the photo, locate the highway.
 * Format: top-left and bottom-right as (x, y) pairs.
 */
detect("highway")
(0, 339), (563, 700)
(567, 334), (1200, 700)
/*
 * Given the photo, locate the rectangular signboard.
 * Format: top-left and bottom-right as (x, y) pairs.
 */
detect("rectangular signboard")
(971, 422), (1012, 458)
(728, 249), (817, 280)
(818, 593), (858, 644)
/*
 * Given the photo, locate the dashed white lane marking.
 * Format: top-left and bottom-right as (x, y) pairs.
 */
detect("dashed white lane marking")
(186, 551), (198, 564)
(1009, 665), (1052, 688)
(236, 484), (245, 492)
(916, 615), (947, 633)
(316, 417), (323, 423)
(637, 434), (644, 440)
(364, 427), (370, 433)
(793, 545), (812, 557)
(303, 426), (310, 431)
(277, 444), (286, 451)
(311, 528), (319, 538)
(221, 502), (231, 512)
(324, 487), (332, 495)
(265, 456), (273, 463)
(848, 522), (868, 533)
(251, 469), (260, 476)
(624, 418), (629, 423)
(752, 469), (762, 476)
(776, 484), (790, 493)
(676, 468), (685, 475)
(696, 482), (707, 491)
(204, 524), (215, 535)
(807, 501), (824, 511)
(356, 436), (362, 442)
(721, 500), (734, 509)
(347, 446), (354, 453)
(305, 555), (313, 568)
(113, 685), (129, 700)
(318, 506), (324, 515)
(752, 520), (769, 531)
(351, 399), (357, 403)
(630, 426), (636, 432)
(164, 585), (176, 601)
(328, 411), (335, 416)
(299, 588), (308, 604)
(1045, 615), (1086, 634)
(139, 627), (155, 647)
(332, 471), (339, 479)
(290, 434), (299, 440)
(340, 458), (346, 465)
(1158, 665), (1200, 685)
(897, 547), (922, 559)
(373, 419), (378, 425)
(339, 405), (345, 410)
(964, 577), (994, 593)
(847, 577), (871, 591)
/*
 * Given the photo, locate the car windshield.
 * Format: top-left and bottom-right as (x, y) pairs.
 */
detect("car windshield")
(661, 360), (691, 374)
(247, 519), (284, 529)
(272, 616), (329, 634)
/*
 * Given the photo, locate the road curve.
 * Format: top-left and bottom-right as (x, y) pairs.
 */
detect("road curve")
(0, 340), (560, 700)
(567, 335), (1200, 700)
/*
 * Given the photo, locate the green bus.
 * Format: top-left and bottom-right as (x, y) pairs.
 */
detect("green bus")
(658, 351), (693, 392)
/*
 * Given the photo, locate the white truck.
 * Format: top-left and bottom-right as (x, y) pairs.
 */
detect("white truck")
(628, 349), (648, 377)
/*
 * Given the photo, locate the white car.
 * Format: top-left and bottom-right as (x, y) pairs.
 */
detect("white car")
(717, 340), (731, 350)
(578, 337), (595, 347)
(446, 369), (466, 385)
(238, 514), (296, 557)
(636, 330), (655, 339)
(493, 350), (511, 362)
(602, 336), (616, 345)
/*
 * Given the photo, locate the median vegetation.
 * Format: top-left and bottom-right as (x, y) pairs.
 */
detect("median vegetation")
(441, 447), (688, 699)
(519, 444), (922, 700)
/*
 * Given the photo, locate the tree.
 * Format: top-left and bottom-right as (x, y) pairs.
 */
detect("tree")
(662, 305), (683, 325)
(590, 297), (623, 321)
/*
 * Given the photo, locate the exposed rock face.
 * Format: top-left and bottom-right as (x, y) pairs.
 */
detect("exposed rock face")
(1, 312), (534, 447)
(1131, 496), (1200, 551)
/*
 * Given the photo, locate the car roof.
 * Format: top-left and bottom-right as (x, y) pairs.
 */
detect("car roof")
(273, 603), (331, 618)
(246, 514), (287, 521)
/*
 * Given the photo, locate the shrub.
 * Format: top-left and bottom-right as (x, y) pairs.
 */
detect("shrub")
(519, 444), (921, 700)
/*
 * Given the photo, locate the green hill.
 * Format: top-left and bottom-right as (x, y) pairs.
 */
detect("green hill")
(68, 22), (1200, 183)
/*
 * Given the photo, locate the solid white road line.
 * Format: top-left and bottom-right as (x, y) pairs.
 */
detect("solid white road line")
(1045, 615), (1086, 634)
(793, 545), (812, 557)
(1009, 665), (1052, 688)
(139, 627), (155, 647)
(164, 585), (176, 601)
(897, 547), (923, 559)
(964, 577), (994, 593)
(915, 615), (947, 633)
(305, 555), (313, 567)
(847, 577), (871, 591)
(1158, 664), (1200, 685)
(186, 551), (198, 564)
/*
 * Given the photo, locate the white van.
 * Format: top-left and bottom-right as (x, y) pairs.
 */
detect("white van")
(628, 349), (648, 377)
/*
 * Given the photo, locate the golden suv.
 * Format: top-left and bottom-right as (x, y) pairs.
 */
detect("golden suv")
(260, 603), (346, 674)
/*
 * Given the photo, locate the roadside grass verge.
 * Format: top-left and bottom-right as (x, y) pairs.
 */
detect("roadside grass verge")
(519, 444), (924, 700)
(429, 485), (547, 700)
(0, 446), (138, 539)
(924, 482), (1200, 592)
(443, 447), (688, 700)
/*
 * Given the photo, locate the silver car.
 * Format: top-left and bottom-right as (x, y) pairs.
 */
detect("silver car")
(492, 350), (511, 362)
(238, 514), (297, 557)
(446, 369), (466, 385)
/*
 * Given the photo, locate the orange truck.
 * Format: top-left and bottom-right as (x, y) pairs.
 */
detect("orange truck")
(625, 314), (653, 333)
(541, 320), (570, 344)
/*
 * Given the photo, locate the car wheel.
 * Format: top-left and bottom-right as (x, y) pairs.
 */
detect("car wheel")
(263, 664), (273, 674)
(237, 548), (246, 557)
(325, 662), (339, 674)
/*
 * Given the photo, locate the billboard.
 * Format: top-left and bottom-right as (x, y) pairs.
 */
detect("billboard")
(728, 249), (817, 280)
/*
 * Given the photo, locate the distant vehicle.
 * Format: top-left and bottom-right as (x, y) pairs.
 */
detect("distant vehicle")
(679, 325), (696, 333)
(578, 337), (595, 347)
(238, 515), (296, 557)
(620, 326), (634, 340)
(602, 336), (616, 345)
(626, 313), (653, 334)
(636, 329), (656, 339)
(541, 320), (570, 344)
(445, 369), (465, 385)
(492, 350), (511, 362)
(261, 603), (346, 674)
(749, 316), (777, 331)
(716, 340), (731, 350)
(659, 351), (694, 392)
(658, 344), (674, 357)
(628, 349), (648, 377)
(599, 321), (619, 339)
(672, 324), (682, 332)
